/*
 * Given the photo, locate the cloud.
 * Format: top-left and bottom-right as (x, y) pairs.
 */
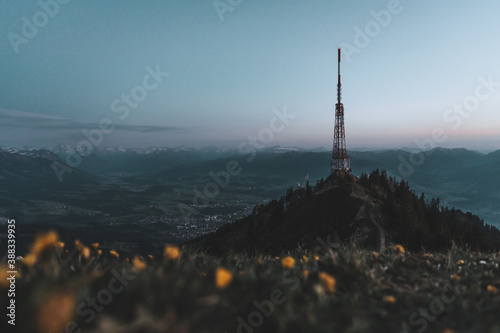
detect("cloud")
(0, 108), (182, 133)
(0, 108), (188, 148)
(0, 109), (65, 120)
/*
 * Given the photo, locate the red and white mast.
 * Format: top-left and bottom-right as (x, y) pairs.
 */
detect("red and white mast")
(331, 47), (351, 173)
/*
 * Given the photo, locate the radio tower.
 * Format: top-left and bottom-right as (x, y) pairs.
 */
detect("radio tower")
(331, 47), (351, 174)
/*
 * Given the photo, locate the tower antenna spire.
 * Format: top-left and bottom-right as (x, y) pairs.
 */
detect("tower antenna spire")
(331, 47), (351, 174)
(337, 47), (341, 104)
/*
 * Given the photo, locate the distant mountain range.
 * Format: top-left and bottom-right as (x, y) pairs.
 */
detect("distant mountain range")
(0, 148), (98, 223)
(0, 148), (96, 190)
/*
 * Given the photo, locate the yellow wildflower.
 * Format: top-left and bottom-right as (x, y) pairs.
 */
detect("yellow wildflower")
(456, 260), (465, 265)
(424, 253), (432, 258)
(487, 285), (498, 294)
(133, 256), (146, 271)
(164, 245), (180, 260)
(73, 240), (90, 259)
(0, 265), (19, 288)
(394, 244), (405, 254)
(372, 251), (379, 259)
(147, 254), (154, 261)
(91, 243), (99, 249)
(26, 231), (59, 265)
(81, 246), (91, 259)
(0, 265), (8, 288)
(32, 231), (59, 251)
(74, 239), (83, 250)
(215, 268), (233, 289)
(450, 274), (460, 282)
(37, 290), (75, 333)
(319, 272), (336, 293)
(383, 295), (396, 304)
(109, 250), (119, 258)
(314, 255), (319, 261)
(281, 256), (295, 269)
(302, 270), (309, 280)
(56, 242), (65, 250)
(23, 254), (37, 267)
(97, 249), (102, 256)
(302, 255), (309, 263)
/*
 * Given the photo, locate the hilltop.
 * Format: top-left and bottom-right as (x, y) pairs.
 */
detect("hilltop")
(200, 170), (500, 256)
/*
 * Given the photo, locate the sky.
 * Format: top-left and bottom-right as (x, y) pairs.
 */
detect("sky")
(1, 0), (499, 151)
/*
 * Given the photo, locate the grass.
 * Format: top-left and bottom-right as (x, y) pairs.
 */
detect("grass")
(1, 232), (500, 333)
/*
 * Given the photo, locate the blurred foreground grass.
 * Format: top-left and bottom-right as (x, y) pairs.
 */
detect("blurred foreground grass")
(1, 231), (499, 333)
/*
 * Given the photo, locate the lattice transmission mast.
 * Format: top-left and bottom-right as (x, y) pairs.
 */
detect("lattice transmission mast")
(331, 47), (351, 173)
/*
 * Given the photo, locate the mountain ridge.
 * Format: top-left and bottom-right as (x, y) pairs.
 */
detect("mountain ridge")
(199, 170), (500, 256)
